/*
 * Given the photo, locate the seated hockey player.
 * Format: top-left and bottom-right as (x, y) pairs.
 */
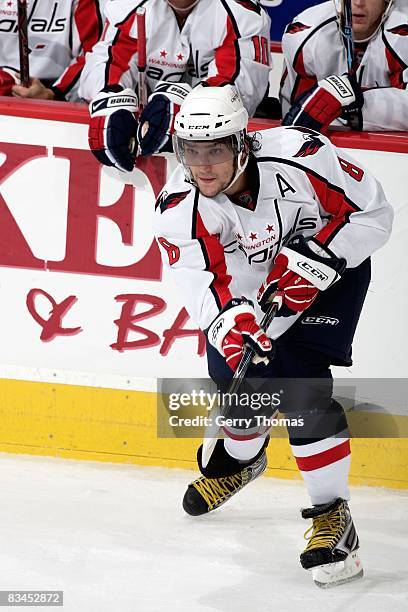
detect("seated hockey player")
(280, 0), (408, 132)
(81, 0), (272, 171)
(154, 85), (393, 587)
(0, 0), (104, 101)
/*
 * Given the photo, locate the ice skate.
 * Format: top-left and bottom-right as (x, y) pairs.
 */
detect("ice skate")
(183, 445), (267, 516)
(300, 497), (363, 588)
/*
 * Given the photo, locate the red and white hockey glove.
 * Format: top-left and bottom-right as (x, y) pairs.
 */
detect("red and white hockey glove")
(0, 67), (20, 96)
(206, 298), (274, 372)
(137, 81), (191, 156)
(282, 74), (363, 133)
(257, 236), (346, 318)
(88, 86), (139, 172)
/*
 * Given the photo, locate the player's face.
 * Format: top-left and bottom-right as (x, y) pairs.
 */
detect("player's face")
(184, 141), (236, 197)
(351, 0), (386, 40)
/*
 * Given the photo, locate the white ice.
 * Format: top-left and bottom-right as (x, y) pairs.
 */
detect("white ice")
(0, 454), (407, 612)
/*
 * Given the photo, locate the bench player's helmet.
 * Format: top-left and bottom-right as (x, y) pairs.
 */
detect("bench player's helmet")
(333, 0), (394, 42)
(173, 85), (249, 191)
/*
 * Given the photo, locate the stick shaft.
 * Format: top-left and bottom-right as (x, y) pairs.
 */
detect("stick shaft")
(201, 300), (279, 468)
(136, 7), (147, 110)
(340, 0), (356, 75)
(17, 0), (30, 87)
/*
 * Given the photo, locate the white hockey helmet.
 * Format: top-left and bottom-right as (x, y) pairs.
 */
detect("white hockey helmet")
(173, 85), (250, 191)
(333, 0), (394, 42)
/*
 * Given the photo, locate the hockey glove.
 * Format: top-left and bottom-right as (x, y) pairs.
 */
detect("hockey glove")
(0, 67), (20, 96)
(206, 298), (274, 372)
(88, 86), (139, 172)
(137, 81), (192, 156)
(282, 74), (363, 133)
(257, 236), (346, 317)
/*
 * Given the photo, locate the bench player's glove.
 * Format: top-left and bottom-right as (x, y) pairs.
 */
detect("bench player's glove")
(88, 86), (139, 172)
(282, 74), (363, 133)
(137, 81), (191, 156)
(0, 67), (20, 96)
(206, 298), (274, 372)
(257, 236), (346, 318)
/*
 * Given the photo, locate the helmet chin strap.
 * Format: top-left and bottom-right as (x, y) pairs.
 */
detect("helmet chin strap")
(221, 150), (249, 194)
(167, 0), (200, 12)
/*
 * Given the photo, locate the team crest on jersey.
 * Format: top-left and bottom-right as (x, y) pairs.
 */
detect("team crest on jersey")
(293, 134), (325, 158)
(286, 21), (311, 35)
(156, 190), (190, 213)
(387, 24), (408, 37)
(233, 0), (262, 15)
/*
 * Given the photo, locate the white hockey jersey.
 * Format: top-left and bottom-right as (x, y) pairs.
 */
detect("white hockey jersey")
(154, 126), (393, 339)
(0, 0), (104, 100)
(79, 0), (272, 116)
(280, 1), (408, 131)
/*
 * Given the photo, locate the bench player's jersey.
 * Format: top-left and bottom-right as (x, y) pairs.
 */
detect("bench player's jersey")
(280, 1), (408, 131)
(79, 0), (272, 116)
(154, 126), (393, 339)
(0, 0), (104, 100)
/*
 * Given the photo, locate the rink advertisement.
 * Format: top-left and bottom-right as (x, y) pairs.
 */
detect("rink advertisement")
(0, 98), (407, 488)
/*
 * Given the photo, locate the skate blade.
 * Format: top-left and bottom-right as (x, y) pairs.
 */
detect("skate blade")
(312, 551), (364, 589)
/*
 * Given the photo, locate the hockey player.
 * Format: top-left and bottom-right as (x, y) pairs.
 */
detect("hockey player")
(154, 85), (393, 587)
(280, 0), (408, 132)
(0, 0), (104, 101)
(81, 0), (272, 171)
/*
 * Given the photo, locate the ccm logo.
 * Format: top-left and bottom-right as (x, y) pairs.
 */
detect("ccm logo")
(297, 261), (328, 282)
(302, 316), (339, 326)
(211, 319), (224, 341)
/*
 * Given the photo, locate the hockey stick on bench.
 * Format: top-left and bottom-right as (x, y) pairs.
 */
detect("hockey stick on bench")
(339, 0), (356, 76)
(17, 0), (30, 87)
(201, 299), (280, 469)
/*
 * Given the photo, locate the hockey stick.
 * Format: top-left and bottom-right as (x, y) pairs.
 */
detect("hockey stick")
(201, 299), (280, 469)
(340, 0), (356, 76)
(136, 7), (147, 111)
(17, 0), (30, 87)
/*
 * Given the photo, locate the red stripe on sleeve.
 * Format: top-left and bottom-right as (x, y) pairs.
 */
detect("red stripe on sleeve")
(107, 13), (138, 86)
(53, 55), (85, 95)
(54, 0), (103, 95)
(195, 211), (233, 308)
(385, 46), (406, 89)
(291, 49), (317, 102)
(306, 171), (357, 245)
(295, 439), (350, 472)
(75, 0), (103, 52)
(205, 16), (240, 86)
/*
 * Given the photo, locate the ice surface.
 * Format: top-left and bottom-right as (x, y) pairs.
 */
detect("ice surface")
(0, 454), (407, 611)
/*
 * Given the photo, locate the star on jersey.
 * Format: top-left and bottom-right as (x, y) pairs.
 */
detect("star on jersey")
(177, 53), (184, 61)
(160, 50), (168, 58)
(249, 232), (258, 241)
(265, 224), (275, 233)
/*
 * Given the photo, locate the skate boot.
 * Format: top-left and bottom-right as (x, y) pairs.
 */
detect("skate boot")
(183, 438), (268, 516)
(300, 497), (363, 588)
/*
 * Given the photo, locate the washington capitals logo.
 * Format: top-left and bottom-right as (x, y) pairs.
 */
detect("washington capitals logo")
(286, 21), (311, 34)
(156, 190), (190, 213)
(387, 24), (408, 37)
(294, 134), (325, 158)
(234, 0), (261, 14)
